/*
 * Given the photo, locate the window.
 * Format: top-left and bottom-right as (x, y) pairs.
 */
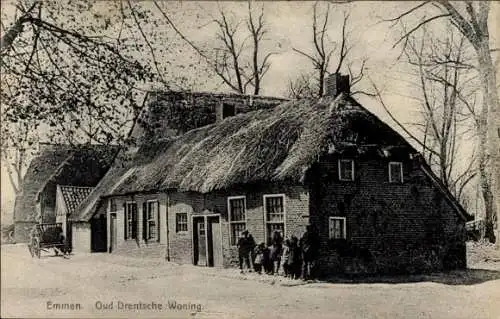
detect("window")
(222, 103), (236, 119)
(176, 213), (188, 233)
(145, 200), (159, 240)
(338, 159), (355, 181)
(125, 202), (138, 240)
(264, 194), (285, 243)
(389, 162), (403, 183)
(228, 196), (246, 245)
(198, 221), (205, 236)
(109, 199), (117, 212)
(329, 217), (346, 239)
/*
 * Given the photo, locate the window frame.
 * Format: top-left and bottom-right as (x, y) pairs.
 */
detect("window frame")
(109, 198), (117, 212)
(175, 212), (188, 233)
(388, 161), (404, 183)
(338, 159), (355, 181)
(263, 194), (286, 242)
(145, 200), (159, 241)
(329, 216), (347, 239)
(125, 201), (138, 240)
(227, 195), (247, 246)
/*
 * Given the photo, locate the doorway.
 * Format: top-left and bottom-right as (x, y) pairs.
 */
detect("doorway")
(109, 213), (116, 253)
(192, 215), (223, 267)
(91, 214), (107, 252)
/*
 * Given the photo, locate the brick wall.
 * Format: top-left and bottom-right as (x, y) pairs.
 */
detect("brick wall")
(167, 192), (204, 264)
(167, 184), (309, 268)
(106, 193), (169, 259)
(105, 184), (309, 268)
(309, 155), (466, 275)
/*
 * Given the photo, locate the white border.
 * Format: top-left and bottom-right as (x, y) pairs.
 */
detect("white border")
(338, 159), (355, 181)
(227, 195), (247, 246)
(329, 216), (347, 239)
(388, 161), (404, 183)
(263, 194), (287, 242)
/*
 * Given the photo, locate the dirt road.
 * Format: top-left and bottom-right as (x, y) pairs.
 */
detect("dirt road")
(2, 244), (499, 318)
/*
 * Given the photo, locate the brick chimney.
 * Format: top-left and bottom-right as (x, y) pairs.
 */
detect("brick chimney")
(323, 73), (350, 97)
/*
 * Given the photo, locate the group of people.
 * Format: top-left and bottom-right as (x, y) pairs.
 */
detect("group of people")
(237, 225), (320, 280)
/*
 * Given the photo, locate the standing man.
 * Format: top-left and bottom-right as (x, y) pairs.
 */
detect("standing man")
(300, 225), (319, 280)
(237, 230), (253, 273)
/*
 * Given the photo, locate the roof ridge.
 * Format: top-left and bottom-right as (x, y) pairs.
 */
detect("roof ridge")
(59, 185), (95, 189)
(149, 89), (289, 101)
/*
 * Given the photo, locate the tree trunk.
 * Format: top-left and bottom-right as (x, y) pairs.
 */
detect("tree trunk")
(476, 37), (500, 244)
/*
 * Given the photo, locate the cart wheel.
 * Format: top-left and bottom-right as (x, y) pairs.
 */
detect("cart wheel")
(33, 238), (41, 259)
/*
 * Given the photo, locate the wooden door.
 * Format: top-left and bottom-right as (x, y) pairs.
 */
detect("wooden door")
(207, 216), (222, 267)
(193, 217), (207, 266)
(109, 213), (117, 253)
(91, 215), (107, 252)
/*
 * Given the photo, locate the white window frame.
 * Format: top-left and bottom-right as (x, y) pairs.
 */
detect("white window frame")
(145, 200), (159, 240)
(263, 194), (286, 242)
(125, 201), (137, 240)
(176, 212), (188, 233)
(227, 195), (247, 246)
(338, 159), (355, 181)
(388, 161), (404, 183)
(329, 216), (347, 239)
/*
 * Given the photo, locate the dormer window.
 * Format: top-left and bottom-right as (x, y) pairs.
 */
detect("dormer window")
(222, 103), (236, 119)
(338, 159), (355, 181)
(389, 161), (403, 183)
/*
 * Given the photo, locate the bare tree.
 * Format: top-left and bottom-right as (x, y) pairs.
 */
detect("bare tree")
(387, 1), (500, 243)
(154, 1), (274, 95)
(286, 72), (318, 100)
(0, 0), (157, 212)
(1, 1), (153, 143)
(0, 118), (38, 195)
(403, 28), (479, 204)
(289, 2), (366, 99)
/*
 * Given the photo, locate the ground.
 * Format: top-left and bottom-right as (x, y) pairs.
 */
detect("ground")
(1, 242), (500, 319)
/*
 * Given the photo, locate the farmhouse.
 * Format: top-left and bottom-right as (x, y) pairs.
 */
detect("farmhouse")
(13, 143), (116, 243)
(74, 74), (469, 274)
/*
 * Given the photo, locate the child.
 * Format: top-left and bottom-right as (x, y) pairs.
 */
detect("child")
(281, 239), (291, 277)
(270, 231), (283, 275)
(253, 243), (265, 274)
(262, 244), (272, 274)
(288, 236), (302, 279)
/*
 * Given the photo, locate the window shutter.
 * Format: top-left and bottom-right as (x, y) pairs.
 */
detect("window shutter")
(156, 202), (160, 242)
(143, 202), (147, 241)
(123, 203), (127, 240)
(132, 204), (138, 239)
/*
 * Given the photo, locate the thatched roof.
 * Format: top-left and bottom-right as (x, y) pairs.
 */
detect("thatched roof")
(73, 93), (420, 222)
(14, 144), (117, 223)
(14, 146), (74, 223)
(112, 93), (414, 194)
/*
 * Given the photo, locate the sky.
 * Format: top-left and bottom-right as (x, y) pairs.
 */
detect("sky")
(1, 1), (499, 223)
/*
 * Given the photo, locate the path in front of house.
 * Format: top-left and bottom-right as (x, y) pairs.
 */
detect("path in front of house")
(1, 244), (499, 319)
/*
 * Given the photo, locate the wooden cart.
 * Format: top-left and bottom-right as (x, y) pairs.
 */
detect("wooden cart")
(28, 223), (71, 258)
